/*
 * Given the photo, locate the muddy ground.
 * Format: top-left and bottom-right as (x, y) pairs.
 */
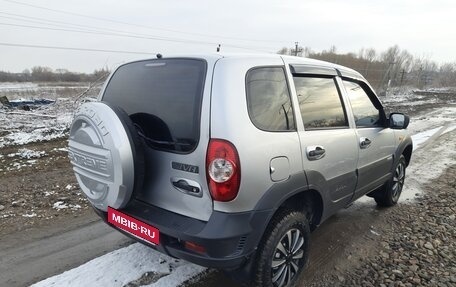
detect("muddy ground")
(0, 139), (92, 237)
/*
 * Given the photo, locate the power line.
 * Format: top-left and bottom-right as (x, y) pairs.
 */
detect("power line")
(0, 22), (214, 45)
(2, 0), (288, 44)
(0, 12), (205, 43)
(0, 21), (274, 52)
(0, 10), (277, 52)
(0, 42), (156, 55)
(0, 12), (125, 34)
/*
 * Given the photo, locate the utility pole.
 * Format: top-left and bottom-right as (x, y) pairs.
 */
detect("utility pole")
(291, 42), (303, 56)
(400, 69), (406, 87)
(418, 66), (423, 89)
(380, 61), (395, 96)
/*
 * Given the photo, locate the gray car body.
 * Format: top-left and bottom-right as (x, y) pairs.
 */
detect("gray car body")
(97, 53), (411, 224)
(70, 53), (412, 269)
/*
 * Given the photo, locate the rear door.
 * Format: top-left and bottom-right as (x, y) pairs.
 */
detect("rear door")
(102, 58), (216, 221)
(287, 65), (358, 212)
(340, 79), (395, 199)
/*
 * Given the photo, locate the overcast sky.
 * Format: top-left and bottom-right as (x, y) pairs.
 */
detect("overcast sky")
(1, 0), (455, 73)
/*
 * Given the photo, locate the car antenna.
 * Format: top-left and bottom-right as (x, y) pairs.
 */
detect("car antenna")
(156, 53), (163, 59)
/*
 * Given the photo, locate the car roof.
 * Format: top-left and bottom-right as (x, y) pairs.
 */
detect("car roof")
(198, 53), (364, 79)
(122, 52), (364, 80)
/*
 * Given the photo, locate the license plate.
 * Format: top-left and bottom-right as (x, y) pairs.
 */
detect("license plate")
(108, 207), (160, 245)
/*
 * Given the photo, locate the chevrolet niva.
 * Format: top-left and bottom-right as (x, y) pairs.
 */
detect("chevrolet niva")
(68, 53), (412, 287)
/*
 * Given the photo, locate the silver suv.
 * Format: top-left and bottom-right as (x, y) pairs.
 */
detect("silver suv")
(68, 54), (412, 287)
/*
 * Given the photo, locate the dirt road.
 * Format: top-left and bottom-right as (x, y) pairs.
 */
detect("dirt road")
(0, 213), (131, 286)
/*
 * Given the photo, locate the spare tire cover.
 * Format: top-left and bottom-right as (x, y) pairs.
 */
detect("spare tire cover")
(68, 102), (139, 211)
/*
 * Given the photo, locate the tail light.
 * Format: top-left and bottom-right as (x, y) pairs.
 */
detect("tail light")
(184, 241), (206, 254)
(206, 139), (241, 202)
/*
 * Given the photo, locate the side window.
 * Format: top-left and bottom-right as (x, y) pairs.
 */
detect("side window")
(293, 77), (348, 130)
(343, 81), (380, 128)
(246, 67), (295, 131)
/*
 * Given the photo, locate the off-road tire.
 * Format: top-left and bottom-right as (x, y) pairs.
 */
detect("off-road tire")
(374, 155), (407, 207)
(251, 209), (310, 287)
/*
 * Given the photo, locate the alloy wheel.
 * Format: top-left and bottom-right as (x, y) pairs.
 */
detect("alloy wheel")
(271, 228), (305, 287)
(392, 161), (405, 201)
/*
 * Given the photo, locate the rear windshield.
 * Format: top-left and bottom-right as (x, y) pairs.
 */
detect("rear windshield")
(103, 59), (206, 153)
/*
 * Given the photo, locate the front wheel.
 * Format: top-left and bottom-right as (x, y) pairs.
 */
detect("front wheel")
(251, 210), (310, 287)
(374, 155), (407, 207)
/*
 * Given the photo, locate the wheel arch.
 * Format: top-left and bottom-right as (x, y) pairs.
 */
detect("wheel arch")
(235, 187), (322, 284)
(274, 189), (324, 230)
(254, 181), (325, 233)
(402, 144), (413, 166)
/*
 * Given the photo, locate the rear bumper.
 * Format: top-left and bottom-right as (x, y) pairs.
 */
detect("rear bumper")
(94, 199), (272, 269)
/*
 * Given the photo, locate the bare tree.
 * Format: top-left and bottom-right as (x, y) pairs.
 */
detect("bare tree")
(303, 46), (313, 57)
(437, 63), (456, 87)
(366, 48), (377, 62)
(277, 47), (290, 55)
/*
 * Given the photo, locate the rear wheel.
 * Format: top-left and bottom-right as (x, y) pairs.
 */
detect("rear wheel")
(374, 155), (406, 207)
(251, 210), (310, 287)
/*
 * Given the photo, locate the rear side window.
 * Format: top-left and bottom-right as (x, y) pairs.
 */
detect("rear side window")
(103, 59), (206, 153)
(293, 77), (348, 130)
(343, 80), (381, 128)
(246, 67), (295, 131)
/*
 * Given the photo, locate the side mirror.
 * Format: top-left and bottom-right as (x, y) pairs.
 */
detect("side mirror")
(389, 113), (409, 129)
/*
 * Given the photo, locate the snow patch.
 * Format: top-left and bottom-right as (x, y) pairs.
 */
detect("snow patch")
(408, 106), (456, 135)
(12, 162), (22, 169)
(52, 201), (80, 210)
(31, 243), (205, 287)
(53, 147), (68, 152)
(400, 129), (456, 202)
(411, 127), (442, 150)
(0, 85), (98, 148)
(0, 82), (38, 91)
(370, 229), (380, 236)
(44, 191), (55, 197)
(443, 125), (456, 135)
(22, 212), (37, 218)
(0, 128), (68, 148)
(70, 204), (81, 210)
(0, 213), (16, 219)
(53, 201), (68, 209)
(357, 123), (456, 204)
(17, 148), (46, 159)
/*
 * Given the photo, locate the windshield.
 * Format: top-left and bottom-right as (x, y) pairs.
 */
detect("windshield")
(102, 58), (206, 153)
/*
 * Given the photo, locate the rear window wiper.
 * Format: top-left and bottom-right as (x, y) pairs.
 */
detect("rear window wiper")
(136, 130), (192, 147)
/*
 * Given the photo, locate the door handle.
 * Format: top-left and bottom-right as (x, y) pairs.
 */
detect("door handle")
(359, 137), (372, 149)
(306, 145), (326, 161)
(171, 178), (202, 197)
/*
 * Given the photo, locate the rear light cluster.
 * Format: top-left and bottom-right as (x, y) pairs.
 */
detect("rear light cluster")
(184, 241), (206, 254)
(206, 139), (241, 202)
